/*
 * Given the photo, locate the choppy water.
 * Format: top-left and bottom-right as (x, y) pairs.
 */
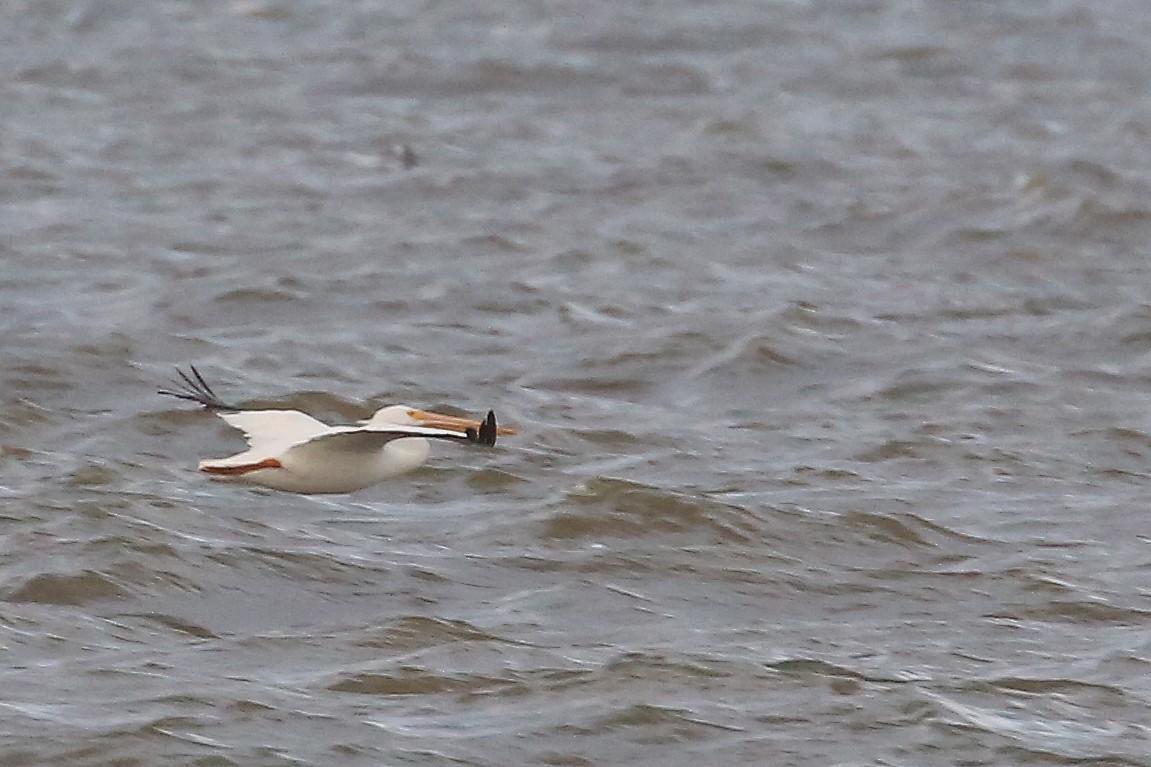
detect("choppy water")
(4, 0), (1151, 764)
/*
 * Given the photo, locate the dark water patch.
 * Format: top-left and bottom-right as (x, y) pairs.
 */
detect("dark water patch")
(202, 545), (388, 584)
(565, 428), (664, 452)
(68, 461), (121, 487)
(328, 668), (518, 696)
(4, 570), (126, 605)
(211, 283), (308, 301)
(854, 438), (929, 462)
(791, 465), (867, 482)
(983, 676), (1126, 699)
(1089, 427), (1151, 450)
(353, 616), (505, 651)
(559, 20), (782, 55)
(348, 57), (620, 99)
(4, 363), (75, 393)
(839, 509), (975, 549)
(527, 375), (653, 397)
(591, 702), (742, 741)
(987, 600), (1151, 626)
(1067, 198), (1151, 242)
(128, 613), (217, 639)
(0, 400), (54, 435)
(765, 658), (900, 684)
(541, 478), (761, 544)
(873, 371), (964, 404)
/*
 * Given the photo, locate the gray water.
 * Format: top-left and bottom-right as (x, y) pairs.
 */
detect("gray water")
(4, 1), (1151, 764)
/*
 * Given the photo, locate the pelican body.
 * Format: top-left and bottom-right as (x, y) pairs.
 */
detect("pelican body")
(159, 366), (513, 494)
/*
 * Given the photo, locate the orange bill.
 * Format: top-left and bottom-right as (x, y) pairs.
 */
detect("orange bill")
(408, 409), (518, 436)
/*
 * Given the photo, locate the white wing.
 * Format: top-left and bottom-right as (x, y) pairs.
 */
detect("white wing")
(217, 410), (331, 449)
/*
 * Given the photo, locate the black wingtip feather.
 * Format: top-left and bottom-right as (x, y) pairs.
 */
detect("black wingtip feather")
(462, 411), (498, 446)
(157, 365), (236, 410)
(478, 410), (498, 447)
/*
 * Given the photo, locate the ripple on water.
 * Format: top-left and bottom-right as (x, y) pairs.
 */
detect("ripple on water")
(540, 477), (763, 544)
(7, 0), (1151, 763)
(352, 616), (505, 648)
(327, 669), (520, 696)
(921, 683), (1144, 763)
(4, 570), (127, 606)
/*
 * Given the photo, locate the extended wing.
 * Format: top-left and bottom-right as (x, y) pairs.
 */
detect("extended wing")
(161, 365), (501, 448)
(217, 410), (331, 450)
(293, 415), (498, 454)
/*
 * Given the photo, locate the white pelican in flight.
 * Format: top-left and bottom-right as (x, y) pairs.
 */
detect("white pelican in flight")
(159, 366), (514, 494)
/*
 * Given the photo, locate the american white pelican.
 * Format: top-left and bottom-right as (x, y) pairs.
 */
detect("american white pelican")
(159, 366), (514, 494)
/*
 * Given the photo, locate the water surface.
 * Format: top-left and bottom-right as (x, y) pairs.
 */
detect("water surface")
(3, 1), (1151, 764)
